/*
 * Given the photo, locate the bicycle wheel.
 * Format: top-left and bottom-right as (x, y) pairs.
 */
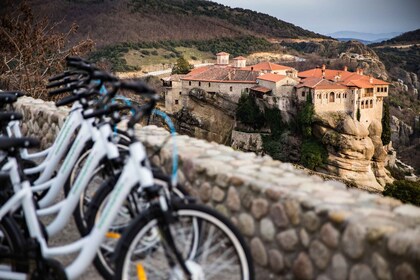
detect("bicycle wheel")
(0, 216), (29, 273)
(114, 202), (254, 280)
(86, 173), (187, 280)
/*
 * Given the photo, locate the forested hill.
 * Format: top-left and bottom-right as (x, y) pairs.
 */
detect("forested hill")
(370, 29), (420, 47)
(16, 0), (329, 46)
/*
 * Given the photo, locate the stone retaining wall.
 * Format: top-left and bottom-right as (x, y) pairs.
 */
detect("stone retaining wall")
(15, 97), (420, 280)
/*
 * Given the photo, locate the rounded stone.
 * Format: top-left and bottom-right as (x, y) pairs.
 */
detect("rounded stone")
(387, 231), (412, 256)
(321, 223), (340, 249)
(250, 237), (268, 267)
(199, 182), (212, 202)
(300, 228), (310, 248)
(240, 190), (253, 209)
(349, 264), (376, 280)
(251, 198), (269, 220)
(284, 200), (301, 225)
(270, 203), (290, 228)
(394, 263), (418, 280)
(226, 187), (241, 211)
(238, 213), (255, 237)
(309, 240), (331, 270)
(342, 223), (366, 259)
(268, 249), (284, 273)
(215, 204), (228, 217)
(317, 276), (331, 280)
(368, 254), (390, 280)
(292, 252), (314, 280)
(260, 218), (275, 241)
(229, 176), (244, 187)
(331, 253), (348, 280)
(302, 211), (321, 232)
(212, 186), (225, 202)
(276, 229), (298, 251)
(215, 173), (229, 188)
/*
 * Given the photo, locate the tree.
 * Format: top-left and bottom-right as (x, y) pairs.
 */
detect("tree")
(356, 107), (361, 121)
(171, 56), (193, 74)
(381, 101), (391, 145)
(235, 93), (265, 130)
(298, 94), (314, 137)
(0, 2), (94, 100)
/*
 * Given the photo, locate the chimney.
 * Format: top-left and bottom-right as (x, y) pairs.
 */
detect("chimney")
(359, 69), (364, 76)
(233, 56), (246, 68)
(322, 64), (326, 71)
(216, 52), (230, 65)
(369, 75), (373, 83)
(343, 66), (348, 72)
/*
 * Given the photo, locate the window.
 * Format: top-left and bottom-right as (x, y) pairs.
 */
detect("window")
(199, 82), (201, 86)
(361, 101), (364, 109)
(189, 81), (191, 86)
(384, 87), (387, 92)
(370, 100), (373, 108)
(179, 91), (182, 95)
(208, 83), (211, 87)
(175, 100), (179, 105)
(344, 93), (347, 98)
(337, 93), (341, 98)
(230, 86), (233, 92)
(329, 92), (335, 103)
(302, 91), (306, 97)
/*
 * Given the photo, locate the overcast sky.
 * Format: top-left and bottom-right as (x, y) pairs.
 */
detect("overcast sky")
(212, 0), (420, 35)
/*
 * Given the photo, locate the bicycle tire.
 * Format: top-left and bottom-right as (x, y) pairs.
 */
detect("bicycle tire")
(0, 215), (29, 273)
(114, 202), (254, 280)
(85, 172), (187, 280)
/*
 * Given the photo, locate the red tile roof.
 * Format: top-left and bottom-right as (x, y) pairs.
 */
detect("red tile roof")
(251, 86), (272, 93)
(258, 73), (288, 83)
(242, 62), (293, 71)
(216, 52), (230, 56)
(297, 77), (348, 90)
(298, 68), (389, 88)
(182, 66), (259, 83)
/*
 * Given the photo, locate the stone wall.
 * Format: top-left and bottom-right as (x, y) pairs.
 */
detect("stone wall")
(15, 96), (420, 280)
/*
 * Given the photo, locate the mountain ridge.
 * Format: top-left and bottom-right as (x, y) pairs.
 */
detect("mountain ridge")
(15, 0), (330, 47)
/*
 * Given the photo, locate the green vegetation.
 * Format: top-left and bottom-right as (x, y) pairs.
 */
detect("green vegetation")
(356, 107), (361, 122)
(370, 29), (420, 47)
(375, 45), (420, 76)
(381, 102), (391, 145)
(130, 0), (328, 39)
(300, 138), (328, 170)
(235, 93), (265, 130)
(89, 36), (280, 72)
(383, 180), (420, 206)
(172, 56), (193, 74)
(298, 94), (314, 137)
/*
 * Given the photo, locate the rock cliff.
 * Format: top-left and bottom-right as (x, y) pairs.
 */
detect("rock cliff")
(313, 113), (393, 191)
(173, 89), (237, 144)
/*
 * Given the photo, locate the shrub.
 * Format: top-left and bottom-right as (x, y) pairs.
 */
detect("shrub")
(298, 94), (314, 137)
(171, 56), (193, 74)
(151, 50), (158, 55)
(235, 93), (265, 130)
(383, 180), (420, 206)
(141, 50), (150, 55)
(300, 138), (328, 170)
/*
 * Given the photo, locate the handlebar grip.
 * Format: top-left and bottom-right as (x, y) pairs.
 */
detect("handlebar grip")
(48, 84), (78, 96)
(91, 70), (118, 82)
(67, 60), (97, 72)
(48, 71), (71, 82)
(55, 94), (80, 107)
(83, 107), (111, 119)
(46, 78), (78, 89)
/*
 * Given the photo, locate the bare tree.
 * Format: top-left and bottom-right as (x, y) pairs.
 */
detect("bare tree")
(0, 2), (94, 100)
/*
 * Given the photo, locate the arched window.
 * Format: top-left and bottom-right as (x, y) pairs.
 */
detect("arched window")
(329, 92), (335, 103)
(230, 86), (233, 92)
(361, 101), (364, 109)
(337, 93), (341, 98)
(370, 100), (373, 108)
(209, 82), (211, 87)
(189, 81), (191, 86)
(199, 82), (201, 86)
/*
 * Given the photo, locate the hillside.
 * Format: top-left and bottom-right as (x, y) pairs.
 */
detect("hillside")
(370, 29), (420, 47)
(13, 0), (329, 47)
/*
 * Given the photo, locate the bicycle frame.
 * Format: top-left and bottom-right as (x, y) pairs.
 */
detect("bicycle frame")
(8, 102), (84, 184)
(0, 136), (155, 279)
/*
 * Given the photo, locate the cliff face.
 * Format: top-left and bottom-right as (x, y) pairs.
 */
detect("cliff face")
(313, 113), (393, 191)
(173, 89), (237, 144)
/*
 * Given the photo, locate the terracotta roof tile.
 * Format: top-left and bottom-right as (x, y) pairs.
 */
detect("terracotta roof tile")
(257, 73), (287, 83)
(242, 62), (293, 71)
(216, 52), (230, 56)
(298, 68), (389, 88)
(251, 86), (272, 93)
(182, 66), (259, 83)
